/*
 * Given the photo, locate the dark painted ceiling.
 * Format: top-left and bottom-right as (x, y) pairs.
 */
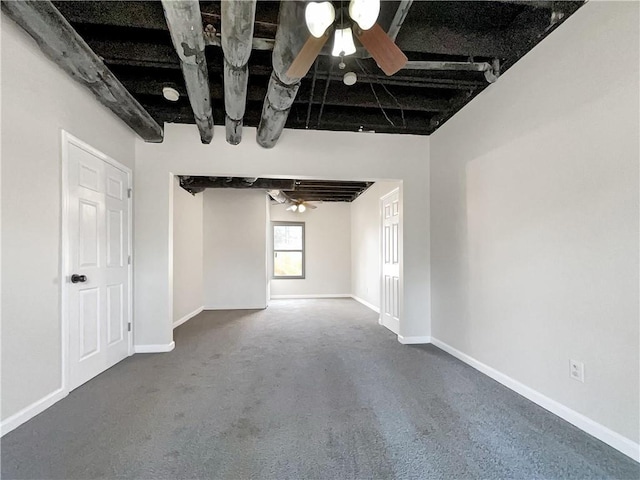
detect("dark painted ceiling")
(53, 0), (583, 136)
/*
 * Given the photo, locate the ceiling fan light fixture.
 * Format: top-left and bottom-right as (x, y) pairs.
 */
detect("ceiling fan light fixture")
(305, 2), (336, 38)
(348, 0), (380, 31)
(298, 204), (307, 213)
(332, 27), (357, 57)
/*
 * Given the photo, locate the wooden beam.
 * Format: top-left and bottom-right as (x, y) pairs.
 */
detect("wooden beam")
(161, 0), (214, 144)
(221, 0), (257, 145)
(256, 1), (308, 148)
(1, 0), (163, 142)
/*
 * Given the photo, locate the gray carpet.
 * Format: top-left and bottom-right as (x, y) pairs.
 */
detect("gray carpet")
(2, 299), (638, 479)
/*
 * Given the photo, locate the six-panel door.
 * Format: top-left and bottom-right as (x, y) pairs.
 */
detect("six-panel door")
(67, 142), (130, 390)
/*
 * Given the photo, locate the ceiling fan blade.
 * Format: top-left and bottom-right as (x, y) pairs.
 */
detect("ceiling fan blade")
(286, 33), (329, 79)
(355, 23), (407, 76)
(306, 203), (318, 209)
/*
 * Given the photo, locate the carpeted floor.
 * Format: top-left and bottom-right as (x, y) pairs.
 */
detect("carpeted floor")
(1, 299), (638, 479)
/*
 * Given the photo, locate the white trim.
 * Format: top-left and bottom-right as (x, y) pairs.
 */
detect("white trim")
(204, 305), (268, 310)
(351, 295), (380, 313)
(380, 315), (399, 334)
(1, 388), (67, 436)
(269, 294), (351, 299)
(431, 337), (640, 463)
(173, 306), (204, 328)
(134, 342), (176, 354)
(398, 335), (431, 344)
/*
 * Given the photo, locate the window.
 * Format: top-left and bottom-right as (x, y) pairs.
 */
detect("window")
(272, 222), (305, 279)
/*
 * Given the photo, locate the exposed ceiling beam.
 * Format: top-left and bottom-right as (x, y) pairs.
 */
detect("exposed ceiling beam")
(221, 0), (257, 144)
(256, 1), (308, 148)
(306, 71), (486, 90)
(143, 101), (434, 135)
(1, 0), (163, 142)
(387, 0), (414, 41)
(180, 177), (297, 190)
(162, 0), (214, 144)
(118, 75), (452, 113)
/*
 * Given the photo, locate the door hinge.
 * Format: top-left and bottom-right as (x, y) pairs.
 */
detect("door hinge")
(127, 188), (132, 198)
(128, 322), (132, 332)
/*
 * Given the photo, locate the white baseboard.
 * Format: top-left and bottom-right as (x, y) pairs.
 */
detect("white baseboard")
(1, 387), (67, 436)
(380, 316), (399, 335)
(270, 294), (351, 299)
(173, 306), (203, 329)
(134, 341), (175, 354)
(398, 335), (431, 344)
(204, 305), (267, 310)
(430, 337), (640, 463)
(351, 295), (380, 313)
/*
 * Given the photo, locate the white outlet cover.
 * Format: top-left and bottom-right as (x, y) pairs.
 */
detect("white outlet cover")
(570, 359), (585, 383)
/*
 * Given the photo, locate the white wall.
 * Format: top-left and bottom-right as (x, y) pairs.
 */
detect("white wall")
(430, 0), (639, 451)
(135, 126), (430, 347)
(351, 181), (402, 309)
(203, 189), (269, 309)
(270, 202), (351, 297)
(1, 17), (137, 423)
(172, 178), (203, 323)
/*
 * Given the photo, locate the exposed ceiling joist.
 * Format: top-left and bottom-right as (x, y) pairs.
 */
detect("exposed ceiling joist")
(162, 0), (213, 144)
(1, 0), (163, 142)
(179, 176), (373, 202)
(387, 0), (414, 41)
(256, 1), (307, 149)
(180, 177), (296, 192)
(221, 0), (257, 144)
(48, 0), (585, 139)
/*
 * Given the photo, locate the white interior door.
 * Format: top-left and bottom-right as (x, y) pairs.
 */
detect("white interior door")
(65, 136), (131, 390)
(380, 188), (400, 334)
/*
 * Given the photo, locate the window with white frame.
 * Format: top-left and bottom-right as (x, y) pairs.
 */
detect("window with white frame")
(272, 222), (305, 279)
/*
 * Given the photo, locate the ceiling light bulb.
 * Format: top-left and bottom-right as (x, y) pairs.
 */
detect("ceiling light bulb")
(343, 71), (357, 86)
(349, 0), (380, 31)
(298, 204), (306, 213)
(292, 205), (298, 212)
(332, 27), (357, 57)
(162, 86), (180, 102)
(305, 2), (335, 38)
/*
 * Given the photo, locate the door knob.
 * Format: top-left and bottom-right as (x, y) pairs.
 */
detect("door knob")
(71, 274), (87, 283)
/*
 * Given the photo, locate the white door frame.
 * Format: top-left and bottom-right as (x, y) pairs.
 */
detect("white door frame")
(60, 131), (133, 393)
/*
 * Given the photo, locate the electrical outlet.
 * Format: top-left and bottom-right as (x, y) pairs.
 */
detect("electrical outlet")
(570, 359), (584, 383)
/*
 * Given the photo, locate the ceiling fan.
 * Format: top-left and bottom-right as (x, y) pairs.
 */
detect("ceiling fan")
(287, 0), (408, 79)
(285, 200), (318, 212)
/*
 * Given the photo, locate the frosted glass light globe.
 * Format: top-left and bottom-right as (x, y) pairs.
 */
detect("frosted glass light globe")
(332, 27), (357, 57)
(305, 2), (335, 38)
(349, 0), (380, 31)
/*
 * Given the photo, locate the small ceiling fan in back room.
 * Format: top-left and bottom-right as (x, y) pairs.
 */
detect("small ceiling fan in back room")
(287, 0), (408, 79)
(285, 200), (318, 213)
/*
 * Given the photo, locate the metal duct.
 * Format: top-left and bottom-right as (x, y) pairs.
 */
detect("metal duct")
(221, 0), (257, 145)
(256, 1), (308, 149)
(267, 190), (289, 203)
